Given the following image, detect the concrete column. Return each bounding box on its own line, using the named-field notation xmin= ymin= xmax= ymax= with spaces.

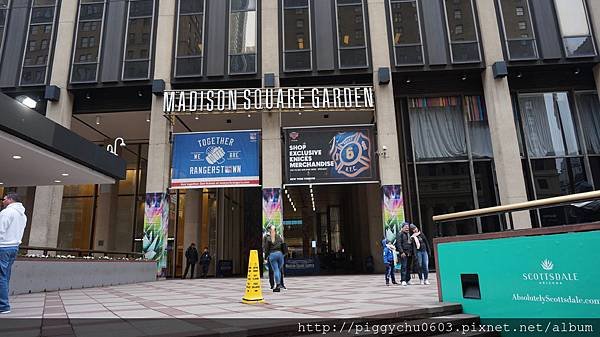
xmin=146 ymin=0 xmax=175 ymax=194
xmin=476 ymin=0 xmax=530 ymax=229
xmin=93 ymin=184 xmax=118 ymax=250
xmin=366 ymin=0 xmax=403 ymax=264
xmin=29 ymin=0 xmax=78 ymax=249
xmin=589 ymin=0 xmax=600 ymax=100
xmin=260 ymin=0 xmax=282 ymax=189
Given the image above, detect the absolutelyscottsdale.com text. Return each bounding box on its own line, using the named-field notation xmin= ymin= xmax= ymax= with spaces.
xmin=512 ymin=293 xmax=600 ymax=305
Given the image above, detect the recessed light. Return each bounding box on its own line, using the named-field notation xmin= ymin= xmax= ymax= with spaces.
xmin=54 ymin=180 xmax=61 ymax=183
xmin=12 ymin=155 xmax=22 ymax=160
xmin=0 ymin=182 xmax=4 ymax=185
xmin=298 ymin=112 xmax=302 ymax=116
xmin=194 ymin=115 xmax=199 ymax=120
xmin=95 ymin=116 xmax=101 ymax=125
xmin=61 ymin=173 xmax=69 ymax=177
xmin=247 ymin=114 xmax=251 ymax=118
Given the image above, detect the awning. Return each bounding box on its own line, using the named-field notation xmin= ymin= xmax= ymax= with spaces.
xmin=0 ymin=92 xmax=126 ymax=187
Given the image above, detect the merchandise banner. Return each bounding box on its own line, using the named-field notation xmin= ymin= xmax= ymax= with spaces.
xmin=284 ymin=125 xmax=378 ymax=185
xmin=143 ymin=192 xmax=169 ymax=277
xmin=382 ymin=184 xmax=405 ymax=245
xmin=171 ymin=130 xmax=261 ymax=188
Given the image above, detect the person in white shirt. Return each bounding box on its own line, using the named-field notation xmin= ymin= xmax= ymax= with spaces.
xmin=0 ymin=193 xmax=27 ymax=314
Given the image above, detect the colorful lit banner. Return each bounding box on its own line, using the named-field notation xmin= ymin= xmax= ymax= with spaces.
xmin=262 ymin=188 xmax=283 ymax=236
xmin=283 ymin=125 xmax=378 ymax=185
xmin=382 ymin=185 xmax=405 ymax=245
xmin=171 ymin=130 xmax=261 ymax=189
xmin=143 ymin=192 xmax=169 ymax=277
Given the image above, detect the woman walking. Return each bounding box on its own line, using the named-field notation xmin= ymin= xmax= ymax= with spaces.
xmin=263 ymin=225 xmax=285 ymax=292
xmin=411 ymin=225 xmax=431 ymax=285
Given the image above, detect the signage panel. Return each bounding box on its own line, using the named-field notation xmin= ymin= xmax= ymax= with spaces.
xmin=284 ymin=125 xmax=378 ymax=185
xmin=171 ymin=130 xmax=260 ymax=188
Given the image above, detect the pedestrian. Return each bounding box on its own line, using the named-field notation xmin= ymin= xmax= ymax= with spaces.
xmin=262 ymin=225 xmax=285 ymax=292
xmin=411 ymin=225 xmax=431 ymax=285
xmin=182 ymin=243 xmax=198 ymax=279
xmin=396 ymin=222 xmax=414 ymax=286
xmin=382 ymin=239 xmax=397 ymax=286
xmin=0 ymin=193 xmax=27 ymax=314
xmin=199 ymin=247 xmax=211 ymax=278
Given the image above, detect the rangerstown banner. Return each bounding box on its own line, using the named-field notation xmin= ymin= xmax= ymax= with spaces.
xmin=171 ymin=130 xmax=261 ymax=188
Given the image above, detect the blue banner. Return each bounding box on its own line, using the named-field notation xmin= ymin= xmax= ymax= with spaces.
xmin=171 ymin=130 xmax=261 ymax=188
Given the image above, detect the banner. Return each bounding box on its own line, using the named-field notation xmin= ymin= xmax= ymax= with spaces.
xmin=382 ymin=185 xmax=405 ymax=245
xmin=284 ymin=125 xmax=378 ymax=185
xmin=171 ymin=130 xmax=260 ymax=188
xmin=143 ymin=192 xmax=169 ymax=277
xmin=262 ymin=188 xmax=283 ymax=236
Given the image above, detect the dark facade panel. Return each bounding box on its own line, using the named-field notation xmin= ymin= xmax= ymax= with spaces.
xmin=100 ymin=0 xmax=127 ymax=82
xmin=314 ymin=0 xmax=335 ymax=71
xmin=206 ymin=0 xmax=227 ymax=76
xmin=420 ymin=0 xmax=448 ymax=65
xmin=530 ymin=0 xmax=562 ymax=60
xmin=0 ymin=0 xmax=29 ymax=88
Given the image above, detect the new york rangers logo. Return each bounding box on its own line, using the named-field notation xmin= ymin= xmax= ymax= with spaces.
xmin=329 ymin=132 xmax=371 ymax=178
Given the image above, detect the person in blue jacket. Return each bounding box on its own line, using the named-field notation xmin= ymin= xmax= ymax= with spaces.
xmin=382 ymin=239 xmax=398 ymax=286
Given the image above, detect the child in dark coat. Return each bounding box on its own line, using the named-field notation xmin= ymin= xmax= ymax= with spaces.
xmin=382 ymin=239 xmax=397 ymax=286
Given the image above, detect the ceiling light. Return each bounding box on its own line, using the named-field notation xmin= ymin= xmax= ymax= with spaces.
xmin=247 ymin=114 xmax=251 ymax=118
xmin=146 ymin=113 xmax=150 ymax=122
xmin=137 ymin=90 xmax=143 ymax=97
xmin=12 ymin=155 xmax=22 ymax=160
xmin=85 ymin=92 xmax=91 ymax=100
xmin=405 ymin=78 xmax=411 ymax=84
xmin=61 ymin=173 xmax=69 ymax=177
xmin=54 ymin=180 xmax=61 ymax=183
xmin=194 ymin=115 xmax=199 ymax=120
xmin=461 ymin=74 xmax=468 ymax=81
xmin=516 ymin=72 xmax=523 ymax=78
xmin=16 ymin=95 xmax=37 ymax=109
xmin=298 ymin=112 xmax=302 ymax=116
xmin=95 ymin=116 xmax=101 ymax=125
xmin=0 ymin=182 xmax=3 ymax=185
xmin=574 ymin=68 xmax=581 ymax=75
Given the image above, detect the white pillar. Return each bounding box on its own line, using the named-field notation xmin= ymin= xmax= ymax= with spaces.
xmin=93 ymin=184 xmax=118 ymax=250
xmin=366 ymin=0 xmax=403 ymax=266
xmin=29 ymin=0 xmax=78 ymax=249
xmin=476 ymin=0 xmax=531 ymax=229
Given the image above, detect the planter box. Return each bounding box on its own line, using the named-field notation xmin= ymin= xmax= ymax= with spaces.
xmin=9 ymin=258 xmax=156 ymax=295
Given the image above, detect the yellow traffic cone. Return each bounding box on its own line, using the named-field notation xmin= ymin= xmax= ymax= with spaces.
xmin=242 ymin=249 xmax=265 ymax=304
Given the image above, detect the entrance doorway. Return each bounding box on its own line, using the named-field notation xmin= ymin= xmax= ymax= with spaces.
xmin=282 ymin=183 xmax=379 ymax=274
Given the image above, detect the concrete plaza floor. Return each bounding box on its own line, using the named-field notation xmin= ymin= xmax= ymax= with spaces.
xmin=3 ymin=274 xmax=444 ymax=320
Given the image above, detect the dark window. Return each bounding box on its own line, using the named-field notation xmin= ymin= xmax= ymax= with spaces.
xmin=554 ymin=0 xmax=596 ymax=58
xmin=389 ymin=0 xmax=423 ymax=66
xmin=174 ymin=0 xmax=204 ymax=77
xmin=123 ymin=0 xmax=155 ymax=80
xmin=443 ymin=0 xmax=481 ymax=63
xmin=283 ymin=0 xmax=311 ymax=72
xmin=71 ymin=0 xmax=106 ymax=83
xmin=0 ymin=0 xmax=9 ymax=58
xmin=498 ymin=0 xmax=538 ymax=59
xmin=336 ymin=0 xmax=367 ymax=68
xmin=20 ymin=0 xmax=57 ymax=85
xmin=229 ymin=0 xmax=257 ymax=74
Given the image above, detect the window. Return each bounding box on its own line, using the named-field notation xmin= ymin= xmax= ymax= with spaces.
xmin=443 ymin=0 xmax=481 ymax=63
xmin=174 ymin=0 xmax=205 ymax=77
xmin=0 ymin=0 xmax=9 ymax=60
xmin=282 ymin=0 xmax=312 ymax=71
xmin=554 ymin=0 xmax=596 ymax=58
xmin=228 ymin=0 xmax=257 ymax=74
xmin=20 ymin=0 xmax=57 ymax=86
xmin=336 ymin=0 xmax=368 ymax=68
xmin=403 ymin=95 xmax=499 ymax=241
xmin=122 ymin=0 xmax=155 ymax=80
xmin=71 ymin=0 xmax=106 ymax=83
xmin=498 ymin=0 xmax=538 ymax=60
xmin=389 ymin=0 xmax=423 ymax=66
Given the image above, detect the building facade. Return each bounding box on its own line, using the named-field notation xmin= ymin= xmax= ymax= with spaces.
xmin=1 ymin=0 xmax=600 ymax=275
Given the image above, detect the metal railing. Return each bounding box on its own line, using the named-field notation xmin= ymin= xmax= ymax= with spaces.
xmin=432 ymin=190 xmax=600 ymax=229
xmin=19 ymin=246 xmax=144 ymax=259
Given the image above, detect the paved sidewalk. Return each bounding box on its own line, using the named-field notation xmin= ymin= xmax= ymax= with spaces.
xmin=3 ymin=274 xmax=441 ymax=320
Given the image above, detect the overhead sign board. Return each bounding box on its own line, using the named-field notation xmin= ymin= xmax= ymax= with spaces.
xmin=171 ymin=130 xmax=260 ymax=189
xmin=283 ymin=125 xmax=378 ymax=185
xmin=163 ymin=86 xmax=374 ymax=114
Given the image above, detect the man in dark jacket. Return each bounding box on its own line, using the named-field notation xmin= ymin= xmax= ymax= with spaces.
xmin=396 ymin=223 xmax=413 ymax=286
xmin=183 ymin=243 xmax=198 ymax=279
xmin=199 ymin=247 xmax=211 ymax=278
